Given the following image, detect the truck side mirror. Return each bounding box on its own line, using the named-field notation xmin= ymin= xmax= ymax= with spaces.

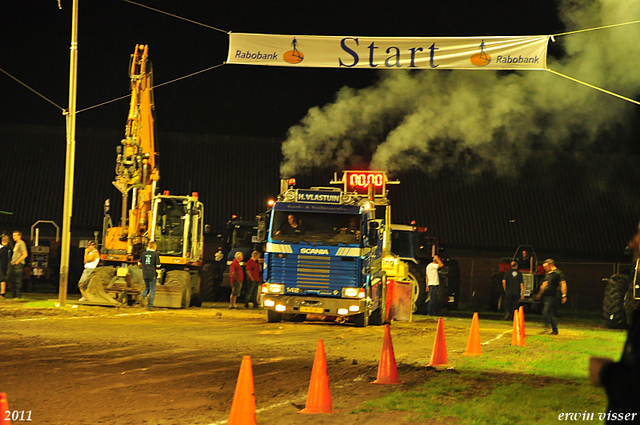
xmin=253 ymin=214 xmax=268 ymax=243
xmin=368 ymin=222 xmax=379 ymax=246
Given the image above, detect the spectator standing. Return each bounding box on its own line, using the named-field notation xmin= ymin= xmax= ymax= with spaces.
xmin=138 ymin=241 xmax=161 ymax=311
xmin=244 ymin=250 xmax=261 ymax=308
xmin=0 ymin=234 xmax=10 ymax=297
xmin=517 ymin=249 xmax=532 ymax=270
xmin=78 ymin=241 xmax=99 ymax=301
xmin=229 ymin=251 xmax=244 ymax=309
xmin=502 ymin=261 xmax=524 ymax=320
xmin=426 ymin=255 xmax=444 ymax=316
xmin=8 ymin=231 xmax=27 ymax=298
xmin=535 ymin=258 xmax=568 ymax=335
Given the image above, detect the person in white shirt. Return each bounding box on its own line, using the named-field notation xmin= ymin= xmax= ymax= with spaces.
xmin=78 ymin=241 xmax=99 ymax=301
xmin=426 ymin=255 xmax=444 ymax=316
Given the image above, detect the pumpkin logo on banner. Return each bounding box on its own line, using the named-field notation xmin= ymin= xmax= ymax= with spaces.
xmin=284 ymin=37 xmax=305 ymax=64
xmin=470 ymin=40 xmax=491 ymax=67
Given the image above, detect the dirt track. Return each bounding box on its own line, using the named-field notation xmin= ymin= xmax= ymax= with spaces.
xmin=1 ymin=300 xmax=529 ymax=425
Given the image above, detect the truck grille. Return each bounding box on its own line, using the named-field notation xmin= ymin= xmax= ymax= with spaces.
xmin=269 ymin=254 xmax=358 ymax=292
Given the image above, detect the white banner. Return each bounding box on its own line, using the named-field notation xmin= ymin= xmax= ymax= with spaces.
xmin=228 ymin=33 xmax=550 ymax=70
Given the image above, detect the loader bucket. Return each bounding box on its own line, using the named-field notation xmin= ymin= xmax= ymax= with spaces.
xmin=79 ymin=266 xmax=121 ymax=306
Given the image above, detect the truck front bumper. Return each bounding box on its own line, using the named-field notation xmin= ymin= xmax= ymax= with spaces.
xmin=262 ymin=295 xmax=370 ymax=317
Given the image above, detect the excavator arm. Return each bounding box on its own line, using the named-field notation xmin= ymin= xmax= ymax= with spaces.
xmin=111 ymin=44 xmax=160 ymax=255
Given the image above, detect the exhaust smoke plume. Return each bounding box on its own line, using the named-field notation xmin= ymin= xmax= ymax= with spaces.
xmin=280 ymin=0 xmax=640 ymax=178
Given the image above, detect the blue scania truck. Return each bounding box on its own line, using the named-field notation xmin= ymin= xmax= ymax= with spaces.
xmin=260 ymin=171 xmax=398 ymax=327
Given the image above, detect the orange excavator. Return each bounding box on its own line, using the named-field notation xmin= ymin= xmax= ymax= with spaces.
xmin=80 ymin=45 xmax=204 ymax=308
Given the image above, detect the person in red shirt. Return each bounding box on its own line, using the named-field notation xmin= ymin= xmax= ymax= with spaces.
xmin=229 ymin=251 xmax=244 ymax=309
xmin=244 ymin=250 xmax=262 ymax=308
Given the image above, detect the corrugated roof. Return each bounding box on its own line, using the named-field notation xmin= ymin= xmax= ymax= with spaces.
xmin=1 ymin=124 xmax=639 ymax=258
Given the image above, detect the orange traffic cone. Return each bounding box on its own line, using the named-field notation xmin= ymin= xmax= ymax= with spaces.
xmin=228 ymin=356 xmax=257 ymax=425
xmin=1 ymin=393 xmax=10 ymax=425
xmin=299 ymin=339 xmax=333 ymax=414
xmin=463 ymin=312 xmax=482 ymax=356
xmin=511 ymin=310 xmax=524 ymax=347
xmin=372 ymin=324 xmax=403 ymax=384
xmin=519 ymin=306 xmax=526 ymax=339
xmin=427 ymin=317 xmax=448 ymax=367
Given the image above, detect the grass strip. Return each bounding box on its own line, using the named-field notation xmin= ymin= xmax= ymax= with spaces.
xmin=354 ymin=319 xmax=627 ymax=424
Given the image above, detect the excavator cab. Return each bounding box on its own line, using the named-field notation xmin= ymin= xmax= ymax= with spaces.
xmin=151 ymin=193 xmax=204 ymax=262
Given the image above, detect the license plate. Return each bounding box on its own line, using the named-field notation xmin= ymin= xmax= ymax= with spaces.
xmin=300 ymin=306 xmax=323 ymax=314
xmin=33 ymin=268 xmax=43 ymax=276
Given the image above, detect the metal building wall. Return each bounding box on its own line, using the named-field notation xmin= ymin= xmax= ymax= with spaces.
xmin=1 ymin=123 xmax=639 ymax=260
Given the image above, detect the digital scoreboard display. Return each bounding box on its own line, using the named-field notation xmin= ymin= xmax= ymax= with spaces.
xmin=345 ymin=171 xmax=386 ymax=196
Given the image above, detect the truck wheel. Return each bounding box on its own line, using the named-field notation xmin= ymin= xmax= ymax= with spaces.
xmin=445 ymin=260 xmax=461 ymax=310
xmin=489 ymin=273 xmax=504 ymax=312
xmin=624 ymin=283 xmax=639 ymax=329
xmin=267 ymin=309 xmax=282 ymax=323
xmin=408 ymin=263 xmax=427 ymax=314
xmin=189 ymin=271 xmax=202 ymax=307
xmin=353 ymin=308 xmax=369 ymax=327
xmin=198 ymin=262 xmax=215 ymax=302
xmin=603 ymin=273 xmax=630 ymax=329
xmin=369 ymin=276 xmax=387 ymax=326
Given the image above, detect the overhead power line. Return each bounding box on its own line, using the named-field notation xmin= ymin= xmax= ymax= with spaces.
xmin=121 ymin=0 xmax=230 ymax=34
xmin=0 ymin=67 xmax=66 ymax=113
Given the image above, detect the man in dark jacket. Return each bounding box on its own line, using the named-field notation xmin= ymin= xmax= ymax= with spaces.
xmin=0 ymin=234 xmax=11 ymax=297
xmin=502 ymin=261 xmax=524 ymax=320
xmin=535 ymin=258 xmax=567 ymax=335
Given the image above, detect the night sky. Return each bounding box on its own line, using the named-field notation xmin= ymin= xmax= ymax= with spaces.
xmin=1 ymin=0 xmax=565 ymax=138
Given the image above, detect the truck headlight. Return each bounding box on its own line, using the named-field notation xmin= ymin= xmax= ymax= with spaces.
xmin=267 ymin=283 xmax=284 ymax=294
xmin=343 ymin=287 xmax=359 ymax=297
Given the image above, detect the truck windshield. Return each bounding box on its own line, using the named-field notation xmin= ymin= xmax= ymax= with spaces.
xmin=390 ymin=231 xmax=412 ymax=258
xmin=271 ymin=211 xmax=361 ymax=244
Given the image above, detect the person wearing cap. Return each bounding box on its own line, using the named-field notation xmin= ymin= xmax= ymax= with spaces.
xmin=78 ymin=240 xmax=99 ymax=301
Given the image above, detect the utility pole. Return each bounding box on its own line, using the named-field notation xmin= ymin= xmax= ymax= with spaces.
xmin=59 ymin=0 xmax=79 ymax=306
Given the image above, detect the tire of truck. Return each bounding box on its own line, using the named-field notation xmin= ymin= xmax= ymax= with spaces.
xmin=624 ymin=282 xmax=640 ymax=329
xmin=369 ymin=275 xmax=387 ymax=326
xmin=353 ymin=306 xmax=369 ymax=327
xmin=190 ymin=271 xmax=202 ymax=308
xmin=408 ymin=263 xmax=427 ymax=314
xmin=164 ymin=270 xmax=192 ymax=309
xmin=445 ymin=260 xmax=461 ymax=310
xmin=198 ymin=262 xmax=215 ymax=302
xmin=489 ymin=273 xmax=505 ymax=313
xmin=267 ymin=309 xmax=282 ymax=323
xmin=603 ymin=273 xmax=630 ymax=329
